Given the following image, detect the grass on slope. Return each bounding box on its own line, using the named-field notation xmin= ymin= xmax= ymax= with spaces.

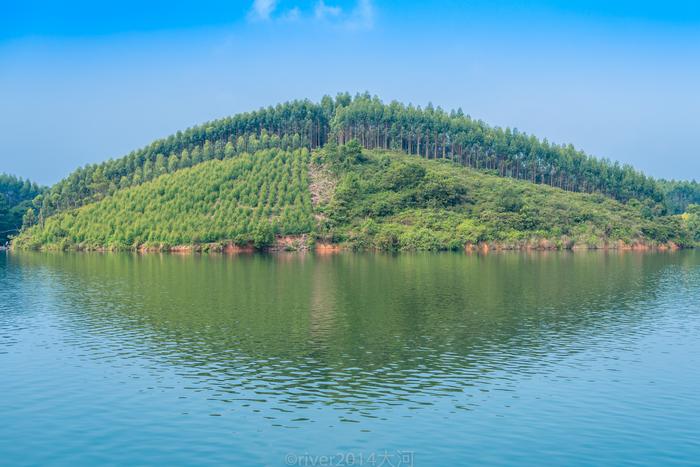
xmin=14 ymin=149 xmax=313 ymax=250
xmin=314 ymin=145 xmax=693 ymax=250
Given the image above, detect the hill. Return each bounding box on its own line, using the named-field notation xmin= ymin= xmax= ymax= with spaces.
xmin=13 ymin=143 xmax=699 ymax=251
xmin=36 ymin=94 xmax=667 ymax=225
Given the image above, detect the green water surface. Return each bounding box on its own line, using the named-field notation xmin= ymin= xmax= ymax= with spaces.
xmin=1 ymin=251 xmax=699 ymax=465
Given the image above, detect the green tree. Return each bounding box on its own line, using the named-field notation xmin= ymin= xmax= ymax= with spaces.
xmin=22 ymin=208 xmax=36 ymax=230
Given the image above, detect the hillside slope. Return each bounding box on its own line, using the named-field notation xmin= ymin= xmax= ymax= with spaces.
xmin=14 ymin=149 xmax=313 ymax=250
xmin=13 ymin=144 xmax=698 ymax=251
xmin=36 ymin=94 xmax=667 ymax=222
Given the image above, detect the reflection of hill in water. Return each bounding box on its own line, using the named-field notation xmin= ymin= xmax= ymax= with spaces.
xmin=9 ymin=251 xmax=696 ymax=412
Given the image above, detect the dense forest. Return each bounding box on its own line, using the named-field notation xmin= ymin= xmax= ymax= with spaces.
xmin=658 ymin=179 xmax=700 ymax=214
xmin=13 ymin=144 xmax=699 ymax=251
xmin=331 ymin=96 xmax=663 ymax=205
xmin=0 ymin=174 xmax=44 ymax=244
xmin=36 ymin=94 xmax=668 ymax=225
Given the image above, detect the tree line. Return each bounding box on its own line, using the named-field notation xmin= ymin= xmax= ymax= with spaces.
xmin=331 ymin=94 xmax=663 ymax=205
xmin=0 ymin=174 xmax=44 ymax=243
xmin=39 ymin=99 xmax=333 ymax=219
xmin=657 ymin=179 xmax=700 ymax=214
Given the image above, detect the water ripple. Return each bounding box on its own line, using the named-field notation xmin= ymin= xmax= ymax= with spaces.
xmin=1 ymin=251 xmax=700 ymax=465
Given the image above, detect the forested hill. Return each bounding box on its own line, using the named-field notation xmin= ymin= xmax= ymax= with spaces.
xmin=0 ymin=174 xmax=44 ymax=243
xmin=38 ymin=94 xmax=667 ymax=224
xmin=13 ymin=145 xmax=699 ymax=251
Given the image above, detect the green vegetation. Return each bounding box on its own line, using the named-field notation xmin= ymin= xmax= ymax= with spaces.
xmin=38 ymin=94 xmax=667 ymax=224
xmin=331 ymin=95 xmax=663 ymax=205
xmin=0 ymin=174 xmax=44 ymax=244
xmin=10 ymin=94 xmax=700 ymax=252
xmin=14 ymin=143 xmax=698 ymax=251
xmin=14 ymin=149 xmax=313 ymax=250
xmin=658 ymin=179 xmax=700 ymax=214
xmin=315 ymin=145 xmax=694 ymax=250
xmin=40 ymin=100 xmax=331 ymax=217
xmin=680 ymin=204 xmax=700 ymax=245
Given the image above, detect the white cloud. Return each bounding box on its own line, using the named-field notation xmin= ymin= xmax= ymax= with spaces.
xmin=247 ymin=0 xmax=375 ymax=29
xmin=248 ymin=0 xmax=278 ymax=21
xmin=346 ymin=0 xmax=375 ymax=29
xmin=315 ymin=1 xmax=342 ymax=20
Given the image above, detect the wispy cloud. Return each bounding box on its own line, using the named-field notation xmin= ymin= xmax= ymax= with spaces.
xmin=248 ymin=0 xmax=279 ymax=21
xmin=315 ymin=1 xmax=342 ymax=20
xmin=346 ymin=0 xmax=374 ymax=30
xmin=247 ymin=0 xmax=375 ymax=29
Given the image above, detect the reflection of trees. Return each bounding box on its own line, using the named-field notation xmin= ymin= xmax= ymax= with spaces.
xmin=9 ymin=251 xmax=690 ymax=410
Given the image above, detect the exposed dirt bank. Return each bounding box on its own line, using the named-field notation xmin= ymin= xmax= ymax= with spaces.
xmin=12 ymin=236 xmax=685 ymax=254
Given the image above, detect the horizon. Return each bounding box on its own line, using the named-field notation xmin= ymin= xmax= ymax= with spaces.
xmin=2 ymin=0 xmax=700 ymax=185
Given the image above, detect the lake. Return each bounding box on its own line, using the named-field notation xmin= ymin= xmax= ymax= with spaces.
xmin=1 ymin=250 xmax=699 ymax=466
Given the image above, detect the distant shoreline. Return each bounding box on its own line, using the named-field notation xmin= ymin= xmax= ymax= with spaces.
xmin=11 ymin=237 xmax=685 ymax=254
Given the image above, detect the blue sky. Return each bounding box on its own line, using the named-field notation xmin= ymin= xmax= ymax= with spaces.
xmin=1 ymin=0 xmax=699 ymax=185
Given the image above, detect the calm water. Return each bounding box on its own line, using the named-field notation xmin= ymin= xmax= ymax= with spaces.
xmin=1 ymin=251 xmax=699 ymax=466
